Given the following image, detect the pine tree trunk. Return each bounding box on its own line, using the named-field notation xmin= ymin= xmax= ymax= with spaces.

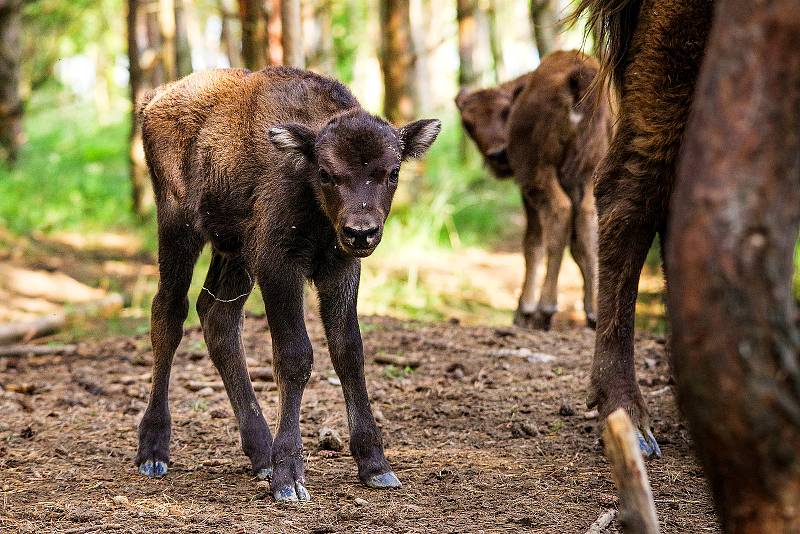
xmin=281 ymin=0 xmax=304 ymax=68
xmin=379 ymin=0 xmax=415 ymax=124
xmin=307 ymin=0 xmax=334 ymax=75
xmin=158 ymin=0 xmax=177 ymax=81
xmin=0 ymin=0 xmax=23 ymax=163
xmin=530 ymin=0 xmax=560 ymax=58
xmin=174 ymin=0 xmax=192 ymax=77
xmin=668 ymin=0 xmax=800 ymax=531
xmin=219 ymin=0 xmax=242 ymax=68
xmin=267 ymin=0 xmax=283 ymax=65
xmin=487 ymin=0 xmax=504 ymax=83
xmin=238 ymin=0 xmax=270 ymax=70
xmin=456 ymin=0 xmax=478 ymax=88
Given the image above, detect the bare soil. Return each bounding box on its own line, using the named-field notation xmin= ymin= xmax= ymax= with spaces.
xmin=0 ymin=311 xmax=719 ymax=533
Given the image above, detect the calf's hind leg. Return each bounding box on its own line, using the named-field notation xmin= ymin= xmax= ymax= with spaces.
xmin=137 ymin=221 xmax=203 ymax=477
xmin=197 ymin=253 xmax=273 ymax=479
xmin=570 ymin=182 xmax=598 ymax=329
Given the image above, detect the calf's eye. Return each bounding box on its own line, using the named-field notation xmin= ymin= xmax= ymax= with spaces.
xmin=319 ymin=168 xmax=332 ymax=185
xmin=389 ymin=168 xmax=400 ymax=184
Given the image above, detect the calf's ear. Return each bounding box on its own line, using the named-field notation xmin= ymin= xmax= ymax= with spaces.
xmin=455 ymin=88 xmax=470 ymax=110
xmin=268 ymin=123 xmax=317 ymax=164
xmin=398 ymin=119 xmax=442 ymax=160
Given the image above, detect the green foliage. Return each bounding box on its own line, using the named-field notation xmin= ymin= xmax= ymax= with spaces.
xmin=331 ymin=0 xmax=369 ymax=84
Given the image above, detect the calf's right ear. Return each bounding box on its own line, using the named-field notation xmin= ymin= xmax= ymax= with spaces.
xmin=268 ymin=123 xmax=317 ymax=164
xmin=455 ymin=88 xmax=470 ymax=110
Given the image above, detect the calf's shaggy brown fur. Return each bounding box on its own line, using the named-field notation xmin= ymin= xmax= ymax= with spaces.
xmin=457 ymin=51 xmax=611 ymax=330
xmin=135 ymin=66 xmax=440 ymax=501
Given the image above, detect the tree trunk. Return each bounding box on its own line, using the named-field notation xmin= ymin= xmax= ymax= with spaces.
xmin=379 ymin=0 xmax=415 ymax=124
xmin=128 ymin=0 xmax=157 ymax=215
xmin=281 ymin=0 xmax=304 ymax=68
xmin=530 ymin=0 xmax=560 ymax=58
xmin=238 ymin=0 xmax=270 ymax=70
xmin=219 ymin=0 xmax=242 ymax=68
xmin=0 ymin=0 xmax=22 ymax=163
xmin=306 ymin=0 xmax=334 ymax=75
xmin=486 ymin=0 xmax=504 ymax=83
xmin=667 ymin=0 xmax=800 ymax=532
xmin=174 ymin=0 xmax=192 ymax=77
xmin=158 ymin=0 xmax=177 ymax=81
xmin=456 ymin=0 xmax=478 ymax=88
xmin=267 ymin=0 xmax=282 ymax=65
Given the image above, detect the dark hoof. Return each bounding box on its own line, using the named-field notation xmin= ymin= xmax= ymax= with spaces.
xmin=586 ymin=314 xmax=597 ymax=330
xmin=513 ymin=309 xmax=553 ymax=331
xmin=138 ymin=459 xmax=168 ymax=478
xmin=636 ymin=427 xmax=662 ymax=459
xmin=365 ymin=471 xmax=402 ymax=489
xmin=274 ymin=482 xmax=311 ymax=502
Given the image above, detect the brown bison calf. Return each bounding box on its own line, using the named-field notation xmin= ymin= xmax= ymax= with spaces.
xmin=456 ymin=51 xmax=611 ymax=330
xmin=135 ymin=66 xmax=440 ymax=501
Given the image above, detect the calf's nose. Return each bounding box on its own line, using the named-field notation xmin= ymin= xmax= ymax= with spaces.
xmin=487 ymin=148 xmax=509 ymax=166
xmin=342 ymin=224 xmax=380 ymax=249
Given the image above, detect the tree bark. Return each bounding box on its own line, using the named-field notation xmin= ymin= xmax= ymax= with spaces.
xmin=668 ymin=0 xmax=800 ymax=532
xmin=0 ymin=0 xmax=22 ymax=163
xmin=456 ymin=0 xmax=478 ymax=88
xmin=486 ymin=0 xmax=505 ymax=84
xmin=281 ymin=0 xmax=304 ymax=68
xmin=174 ymin=0 xmax=192 ymax=77
xmin=158 ymin=0 xmax=177 ymax=81
xmin=219 ymin=0 xmax=242 ymax=68
xmin=306 ymin=0 xmax=334 ymax=75
xmin=530 ymin=0 xmax=560 ymax=58
xmin=238 ymin=0 xmax=270 ymax=70
xmin=379 ymin=0 xmax=416 ymax=123
xmin=267 ymin=0 xmax=282 ymax=65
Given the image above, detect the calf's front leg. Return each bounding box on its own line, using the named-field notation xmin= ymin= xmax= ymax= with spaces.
xmin=316 ymin=262 xmax=400 ymax=489
xmin=259 ymin=268 xmax=313 ymax=502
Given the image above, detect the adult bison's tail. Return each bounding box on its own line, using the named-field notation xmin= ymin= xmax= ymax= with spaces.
xmin=568 ymin=0 xmax=643 ymax=93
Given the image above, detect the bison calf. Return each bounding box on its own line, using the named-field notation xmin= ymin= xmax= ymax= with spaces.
xmin=135 ymin=66 xmax=440 ymax=501
xmin=456 ymin=51 xmax=611 ymax=330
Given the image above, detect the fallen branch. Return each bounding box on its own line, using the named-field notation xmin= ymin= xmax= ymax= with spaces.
xmin=603 ymin=409 xmax=660 ymax=534
xmin=585 ymin=509 xmax=617 ymax=534
xmin=0 ymin=314 xmax=65 ymax=345
xmin=0 ymin=344 xmax=77 ymax=357
xmin=373 ymin=354 xmax=421 ymax=368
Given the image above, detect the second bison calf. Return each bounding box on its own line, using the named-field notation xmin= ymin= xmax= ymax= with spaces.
xmin=135 ymin=66 xmax=440 ymax=501
xmin=457 ymin=50 xmax=611 ymax=330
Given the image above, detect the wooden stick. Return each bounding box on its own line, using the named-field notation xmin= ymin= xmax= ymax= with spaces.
xmin=585 ymin=509 xmax=617 ymax=534
xmin=603 ymin=408 xmax=659 ymax=534
xmin=0 ymin=344 xmax=77 ymax=357
xmin=0 ymin=314 xmax=65 ymax=345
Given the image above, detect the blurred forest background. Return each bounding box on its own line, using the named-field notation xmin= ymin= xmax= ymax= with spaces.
xmin=0 ymin=0 xmax=693 ymax=342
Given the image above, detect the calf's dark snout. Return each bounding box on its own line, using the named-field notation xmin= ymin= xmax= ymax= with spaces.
xmin=342 ymin=224 xmax=380 ymax=249
xmin=487 ymin=147 xmax=509 ymax=166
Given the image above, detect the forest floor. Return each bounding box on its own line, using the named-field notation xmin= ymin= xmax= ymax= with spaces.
xmin=0 ymin=311 xmax=719 ymax=533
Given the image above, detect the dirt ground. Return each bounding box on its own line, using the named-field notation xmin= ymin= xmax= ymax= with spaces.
xmin=0 ymin=311 xmax=719 ymax=533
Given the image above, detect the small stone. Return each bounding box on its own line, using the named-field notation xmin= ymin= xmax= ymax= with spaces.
xmin=559 ymin=403 xmax=576 ymax=417
xmin=209 ymin=408 xmax=229 ymax=419
xmin=583 ymin=409 xmax=600 ymax=419
xmin=256 ymin=480 xmax=270 ymax=490
xmin=112 ymin=495 xmax=129 ymax=506
xmin=318 ymin=427 xmax=344 ymax=452
xmin=327 ymin=376 xmax=341 ymax=386
xmin=373 ymin=409 xmax=385 ymax=423
xmin=197 ymin=387 xmax=215 ymax=397
xmin=354 ymin=497 xmax=369 ymax=506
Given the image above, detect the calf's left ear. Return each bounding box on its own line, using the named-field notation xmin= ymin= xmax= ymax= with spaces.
xmin=268 ymin=123 xmax=317 ymax=164
xmin=398 ymin=119 xmax=442 ymax=160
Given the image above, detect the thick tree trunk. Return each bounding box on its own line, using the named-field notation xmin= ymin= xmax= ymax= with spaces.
xmin=668 ymin=0 xmax=800 ymax=532
xmin=158 ymin=0 xmax=177 ymax=81
xmin=379 ymin=0 xmax=415 ymax=124
xmin=174 ymin=0 xmax=192 ymax=77
xmin=267 ymin=0 xmax=283 ymax=65
xmin=456 ymin=0 xmax=478 ymax=88
xmin=0 ymin=0 xmax=22 ymax=163
xmin=281 ymin=0 xmax=304 ymax=68
xmin=530 ymin=0 xmax=560 ymax=58
xmin=238 ymin=0 xmax=270 ymax=70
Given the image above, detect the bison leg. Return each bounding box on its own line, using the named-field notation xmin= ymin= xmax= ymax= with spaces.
xmin=197 ymin=253 xmax=272 ymax=479
xmin=570 ymin=180 xmax=598 ymax=329
xmin=258 ymin=266 xmax=313 ymax=502
xmin=514 ymin=193 xmax=545 ymax=329
xmin=669 ymin=0 xmax=800 ymax=530
xmin=589 ymin=154 xmax=661 ymax=458
xmin=316 ymin=261 xmax=399 ymax=489
xmin=137 ymin=217 xmax=204 ymax=477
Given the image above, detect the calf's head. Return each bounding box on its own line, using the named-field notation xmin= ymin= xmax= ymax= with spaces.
xmin=455 ymin=86 xmax=518 ymax=178
xmin=269 ymin=110 xmax=441 ymax=257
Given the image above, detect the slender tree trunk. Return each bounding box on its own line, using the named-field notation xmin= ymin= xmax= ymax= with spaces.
xmin=668 ymin=0 xmax=800 ymax=532
xmin=267 ymin=0 xmax=283 ymax=65
xmin=456 ymin=0 xmax=478 ymax=88
xmin=530 ymin=0 xmax=560 ymax=58
xmin=159 ymin=0 xmax=177 ymax=81
xmin=281 ymin=0 xmax=304 ymax=67
xmin=379 ymin=0 xmax=416 ymax=124
xmin=174 ymin=0 xmax=192 ymax=76
xmin=128 ymin=0 xmax=157 ymax=216
xmin=219 ymin=0 xmax=242 ymax=68
xmin=0 ymin=0 xmax=22 ymax=163
xmin=306 ymin=0 xmax=334 ymax=75
xmin=238 ymin=0 xmax=270 ymax=70
xmin=486 ymin=0 xmax=504 ymax=83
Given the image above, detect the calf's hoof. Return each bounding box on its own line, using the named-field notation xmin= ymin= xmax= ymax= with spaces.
xmin=513 ymin=309 xmax=553 ymax=331
xmin=138 ymin=459 xmax=168 ymax=478
xmin=586 ymin=314 xmax=597 ymax=330
xmin=365 ymin=471 xmax=402 ymax=489
xmin=273 ymin=481 xmax=311 ymax=502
